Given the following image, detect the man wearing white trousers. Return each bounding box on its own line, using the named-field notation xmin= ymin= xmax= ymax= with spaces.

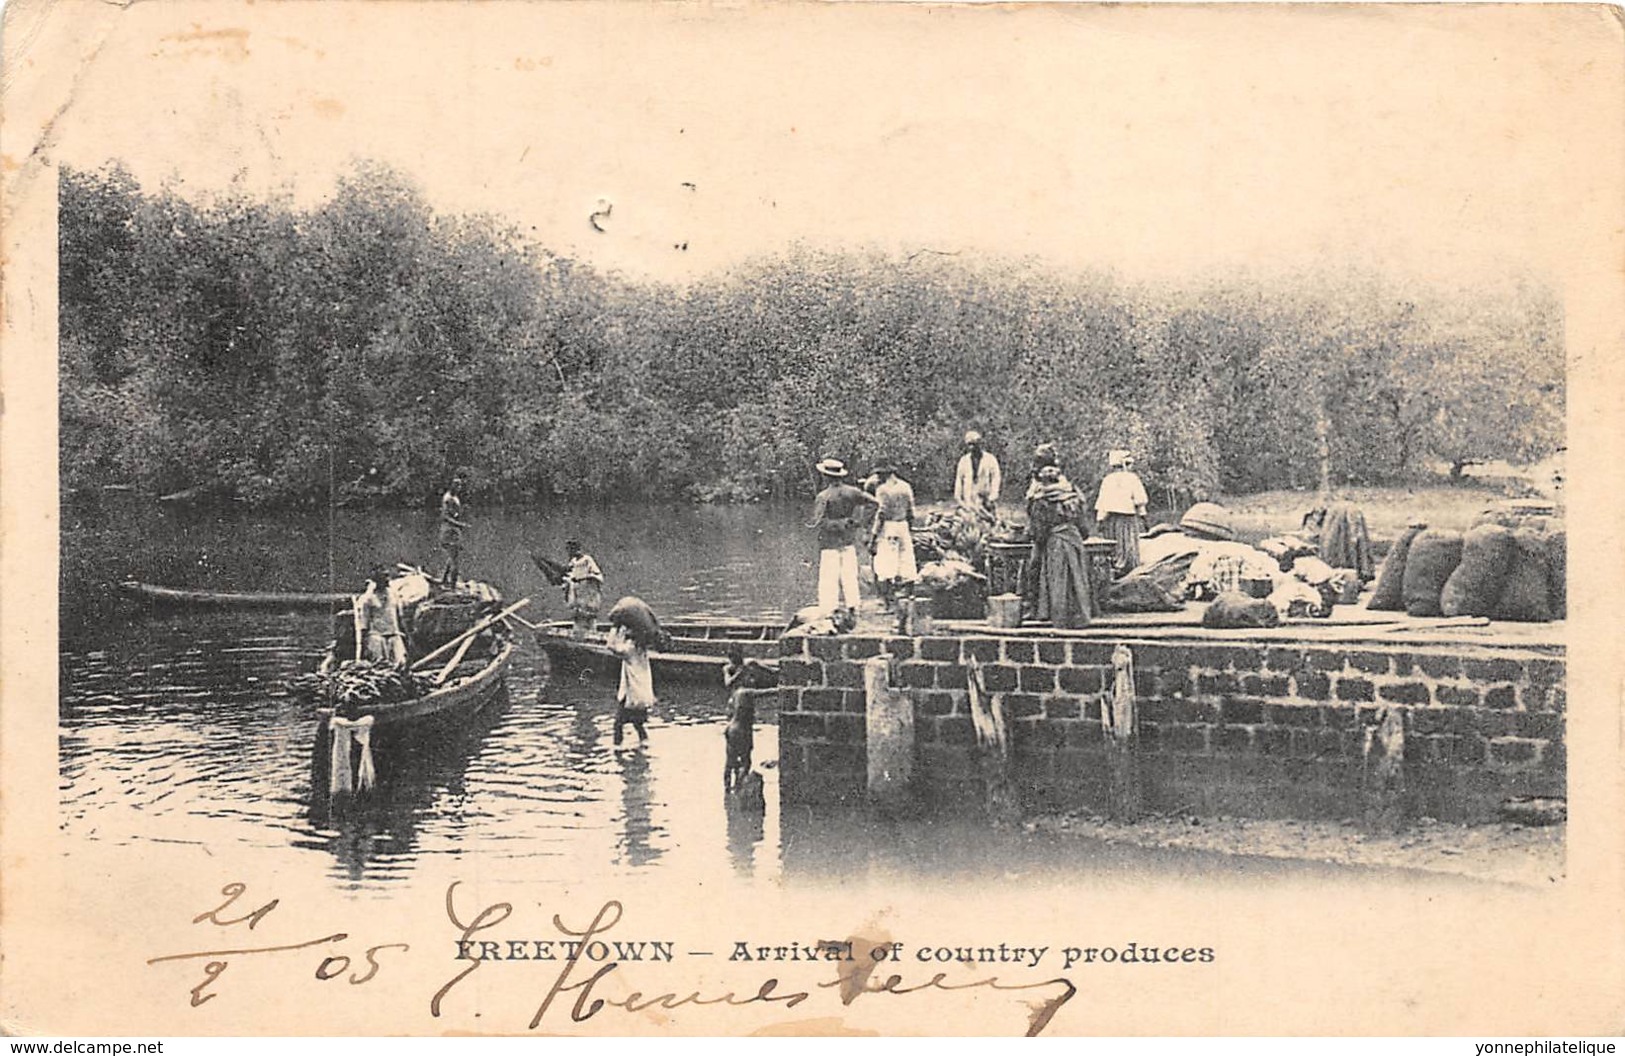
xmin=807 ymin=458 xmax=877 ymax=616
xmin=868 ymin=464 xmax=919 ymax=612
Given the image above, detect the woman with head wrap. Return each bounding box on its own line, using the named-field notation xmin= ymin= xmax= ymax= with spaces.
xmin=1095 ymin=449 xmax=1149 ymax=576
xmin=1028 ymin=463 xmax=1093 ymax=628
xmin=1020 ymin=443 xmax=1061 ymax=616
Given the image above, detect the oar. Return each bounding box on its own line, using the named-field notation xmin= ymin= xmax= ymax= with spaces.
xmin=433 ymin=634 xmax=477 ymax=685
xmin=410 ymin=598 xmax=531 ymax=672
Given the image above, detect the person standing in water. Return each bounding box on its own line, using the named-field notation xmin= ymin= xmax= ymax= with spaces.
xmin=606 ymin=623 xmax=653 ymax=747
xmin=606 ymin=597 xmax=666 ymax=748
xmin=438 ymin=471 xmax=470 ymax=586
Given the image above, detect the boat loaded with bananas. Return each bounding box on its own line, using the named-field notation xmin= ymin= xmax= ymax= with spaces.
xmin=532 ymin=619 xmax=780 ymax=686
xmin=292 ymin=570 xmax=531 ymax=797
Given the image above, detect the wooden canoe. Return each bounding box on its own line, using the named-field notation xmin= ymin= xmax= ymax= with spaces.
xmin=319 ymin=640 xmax=516 ymax=729
xmin=121 ymin=580 xmax=354 ymax=611
xmin=533 ymin=620 xmax=781 ymax=685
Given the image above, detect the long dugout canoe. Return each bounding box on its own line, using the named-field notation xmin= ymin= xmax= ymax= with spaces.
xmin=120 ymin=580 xmax=354 ymax=611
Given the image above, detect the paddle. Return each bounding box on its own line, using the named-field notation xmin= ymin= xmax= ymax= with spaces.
xmin=432 ymin=634 xmax=477 ymax=685
xmin=410 ymin=597 xmax=531 ymax=672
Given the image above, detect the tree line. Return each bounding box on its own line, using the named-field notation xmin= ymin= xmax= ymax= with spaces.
xmin=60 ymin=162 xmax=1564 ymax=510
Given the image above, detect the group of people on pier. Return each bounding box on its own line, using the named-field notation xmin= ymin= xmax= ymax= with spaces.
xmin=805 ymin=431 xmax=1152 ymax=629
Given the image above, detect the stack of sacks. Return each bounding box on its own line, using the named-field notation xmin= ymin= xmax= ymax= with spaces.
xmin=1371 ymin=512 xmax=1565 ymax=623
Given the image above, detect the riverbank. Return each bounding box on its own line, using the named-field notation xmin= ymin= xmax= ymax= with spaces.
xmin=1023 ymin=812 xmax=1565 ymax=888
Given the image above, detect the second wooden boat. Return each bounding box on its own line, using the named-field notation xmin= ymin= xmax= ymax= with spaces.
xmin=122 ymin=580 xmax=353 ymax=610
xmin=533 ymin=620 xmax=781 ymax=685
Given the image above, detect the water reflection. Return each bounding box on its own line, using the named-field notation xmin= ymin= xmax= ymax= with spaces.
xmin=614 ymin=750 xmax=661 ymax=868
xmin=304 ymin=688 xmax=514 ymax=883
xmin=725 ymin=787 xmax=767 ymax=877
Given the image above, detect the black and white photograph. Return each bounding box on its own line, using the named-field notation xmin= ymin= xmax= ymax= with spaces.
xmin=2 ymin=0 xmax=1622 ymax=1038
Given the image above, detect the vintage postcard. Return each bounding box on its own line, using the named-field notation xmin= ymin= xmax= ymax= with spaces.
xmin=3 ymin=0 xmax=1623 ymax=1038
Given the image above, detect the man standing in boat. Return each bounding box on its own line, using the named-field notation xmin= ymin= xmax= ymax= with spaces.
xmin=563 ymin=539 xmax=605 ymax=640
xmin=807 ymin=458 xmax=877 ymax=617
xmin=354 ymin=568 xmax=407 ymax=667
xmin=438 ymin=471 xmax=470 ymax=587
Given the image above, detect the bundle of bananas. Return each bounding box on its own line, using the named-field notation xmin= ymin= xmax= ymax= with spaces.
xmin=290 ymin=659 xmax=435 ymax=711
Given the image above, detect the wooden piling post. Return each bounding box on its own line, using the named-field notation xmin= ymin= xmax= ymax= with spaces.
xmin=1104 ymin=644 xmax=1144 ymax=821
xmin=864 ymin=657 xmax=914 ymax=812
xmin=966 ymin=659 xmax=1020 ymax=825
xmin=1361 ymin=706 xmax=1408 ymax=831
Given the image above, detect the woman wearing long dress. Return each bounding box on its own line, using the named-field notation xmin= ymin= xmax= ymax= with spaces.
xmin=1095 ymin=449 xmax=1149 ymax=576
xmin=1029 ymin=464 xmax=1093 ymax=628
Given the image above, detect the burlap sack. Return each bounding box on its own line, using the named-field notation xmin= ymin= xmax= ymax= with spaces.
xmin=1545 ymin=527 xmax=1567 ymax=620
xmin=1401 ymin=528 xmax=1463 ymax=617
xmin=1202 ymin=591 xmax=1281 ymax=629
xmin=1368 ymin=523 xmax=1424 ymax=611
xmin=1441 ymin=524 xmax=1516 ymax=617
xmin=1494 ymin=528 xmax=1554 ymax=623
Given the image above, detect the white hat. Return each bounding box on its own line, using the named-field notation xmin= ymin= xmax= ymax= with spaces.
xmin=816 ymin=458 xmax=849 ymax=478
xmin=1108 ymin=449 xmax=1131 ymax=468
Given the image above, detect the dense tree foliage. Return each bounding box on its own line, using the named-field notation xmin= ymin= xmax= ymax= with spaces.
xmin=60 ymin=163 xmax=1564 ymax=509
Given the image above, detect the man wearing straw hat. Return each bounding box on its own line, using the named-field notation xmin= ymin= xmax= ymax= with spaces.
xmin=1095 ymin=448 xmax=1149 ymax=575
xmin=807 ymin=457 xmax=877 ymax=617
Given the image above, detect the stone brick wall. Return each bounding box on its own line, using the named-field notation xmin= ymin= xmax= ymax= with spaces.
xmin=776 ymin=632 xmax=1565 ymax=823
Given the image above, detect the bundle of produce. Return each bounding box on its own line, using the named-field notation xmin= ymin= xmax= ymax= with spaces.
xmin=917 ymin=558 xmax=987 ymax=619
xmin=1258 ymin=535 xmax=1318 ymax=562
xmin=291 ymin=659 xmax=436 ymax=712
xmin=1202 ymin=592 xmax=1281 ymax=629
xmin=1493 ymin=528 xmax=1554 ymax=623
xmin=1105 ymin=576 xmax=1183 ymax=613
xmin=1121 ymin=551 xmax=1197 ymax=596
xmin=1269 ymin=576 xmax=1331 ymax=619
xmin=1440 ymin=524 xmax=1517 ymax=617
xmin=1401 ymin=529 xmax=1464 ymax=617
xmin=984 ymin=515 xmax=1030 ymax=546
xmin=609 ymin=595 xmax=673 ymax=650
xmin=1367 ymin=523 xmax=1425 ymax=611
xmin=410 ymin=593 xmax=494 ymax=655
xmin=915 ymin=508 xmax=987 ymax=565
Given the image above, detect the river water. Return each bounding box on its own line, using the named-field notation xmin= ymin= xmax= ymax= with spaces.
xmin=60 ymin=498 xmax=1487 ymax=893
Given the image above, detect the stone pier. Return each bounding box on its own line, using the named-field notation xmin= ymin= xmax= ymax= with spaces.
xmin=775 ymin=629 xmax=1565 ymax=823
